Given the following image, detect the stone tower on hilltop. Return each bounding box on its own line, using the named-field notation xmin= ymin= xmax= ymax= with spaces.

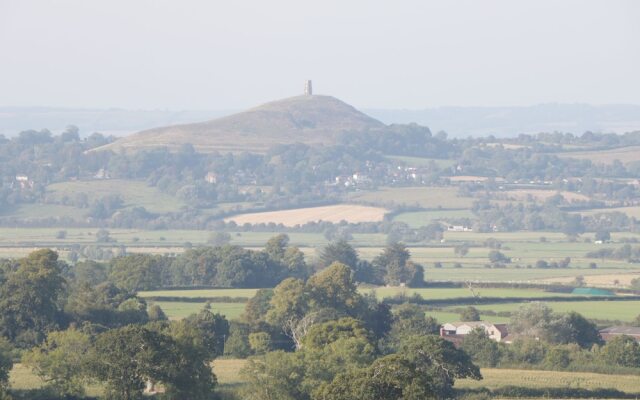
xmin=304 ymin=80 xmax=313 ymax=95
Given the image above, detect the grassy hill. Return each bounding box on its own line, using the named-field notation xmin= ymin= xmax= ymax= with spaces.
xmin=93 ymin=95 xmax=385 ymax=153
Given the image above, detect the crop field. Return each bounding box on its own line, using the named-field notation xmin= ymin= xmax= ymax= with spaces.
xmin=556 ymin=145 xmax=640 ymax=165
xmin=347 ymin=186 xmax=473 ymax=209
xmin=392 ymin=209 xmax=474 ymax=228
xmin=46 ymin=179 xmax=185 ymax=213
xmin=471 ymin=300 xmax=640 ymax=322
xmin=224 ymin=204 xmax=388 ymax=226
xmin=456 ymin=368 xmax=640 ymax=393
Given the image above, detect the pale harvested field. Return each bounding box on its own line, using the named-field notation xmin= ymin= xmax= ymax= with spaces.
xmin=225 ymin=204 xmax=387 ymax=226
xmin=500 ymin=189 xmax=589 ymax=202
xmin=538 ymin=271 xmax=640 ymax=288
xmin=557 ymin=145 xmax=640 ymax=165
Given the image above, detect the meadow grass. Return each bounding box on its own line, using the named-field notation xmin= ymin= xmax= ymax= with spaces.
xmin=392 ymin=209 xmax=475 ymax=228
xmin=385 ymin=155 xmax=456 ymax=169
xmin=150 ymin=301 xmax=246 ymax=320
xmin=470 ymin=300 xmax=640 ymax=322
xmin=456 ymin=368 xmax=640 ymax=393
xmin=46 ymin=180 xmax=185 ymax=213
xmin=347 ymin=186 xmax=473 ymax=209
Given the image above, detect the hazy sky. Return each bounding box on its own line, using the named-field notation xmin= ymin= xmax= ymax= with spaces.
xmin=1 ymin=0 xmax=639 ymax=110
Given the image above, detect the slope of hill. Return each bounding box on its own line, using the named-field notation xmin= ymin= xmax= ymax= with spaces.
xmin=93 ymin=95 xmax=385 ymax=153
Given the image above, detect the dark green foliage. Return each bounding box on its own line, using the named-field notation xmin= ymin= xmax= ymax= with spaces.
xmin=373 ymin=242 xmax=424 ymax=287
xmin=0 ymin=249 xmax=66 ymax=347
xmin=461 ymin=328 xmax=502 ymax=367
xmin=460 ymin=306 xmax=481 ymax=322
xmin=319 ymin=335 xmax=481 ymax=400
xmin=319 ymin=240 xmax=359 ymax=269
xmin=602 ymin=335 xmax=640 ymax=368
xmin=0 ymin=338 xmax=12 ymax=390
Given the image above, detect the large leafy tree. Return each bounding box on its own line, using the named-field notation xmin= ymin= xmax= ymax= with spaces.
xmin=0 ymin=338 xmax=13 ymax=392
xmin=318 ymin=335 xmax=482 ymax=400
xmin=0 ymin=249 xmax=66 ymax=347
xmin=23 ymin=328 xmax=91 ymax=397
xmin=88 ymin=324 xmax=217 ymax=400
xmin=319 ymin=240 xmax=359 ymax=269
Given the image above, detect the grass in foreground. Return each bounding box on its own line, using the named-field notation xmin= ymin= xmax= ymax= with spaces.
xmin=456 ymin=368 xmax=640 ymax=393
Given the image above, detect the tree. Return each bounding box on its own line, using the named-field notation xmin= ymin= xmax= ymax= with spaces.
xmin=488 ymin=250 xmax=510 ymax=264
xmin=148 ymin=304 xmax=167 ymax=321
xmin=373 ymin=242 xmax=423 ymax=286
xmin=240 ymin=351 xmax=307 ymax=400
xmin=249 ymin=332 xmax=272 ymax=354
xmin=318 ymin=335 xmax=481 ymax=400
xmin=207 ymin=232 xmax=231 ymax=247
xmin=0 ymin=249 xmax=66 ymax=347
xmin=172 ymin=309 xmax=230 ymax=359
xmin=454 ymin=244 xmax=470 ymax=257
xmin=0 ymin=337 xmax=13 ymax=391
xmin=595 ymin=230 xmax=611 ymax=242
xmin=544 ymin=346 xmax=571 ymax=369
xmin=460 ymin=306 xmax=481 ymax=322
xmin=461 ymin=328 xmax=502 ymax=367
xmin=509 ymin=302 xmax=553 ymax=340
xmin=547 ymin=312 xmax=602 ymax=348
xmin=306 ymin=263 xmax=360 ymax=314
xmin=23 ymin=329 xmax=91 ymax=397
xmin=319 ymin=240 xmax=358 ymax=269
xmin=265 ymin=234 xmax=290 ymax=261
xmin=89 ymin=324 xmax=217 ymax=400
xmin=385 ymin=303 xmax=439 ymax=351
xmin=602 ymin=335 xmax=640 ymax=368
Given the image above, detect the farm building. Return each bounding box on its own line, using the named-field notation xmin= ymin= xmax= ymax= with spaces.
xmin=440 ymin=321 xmax=509 ymax=345
xmin=600 ymin=326 xmax=640 ymax=342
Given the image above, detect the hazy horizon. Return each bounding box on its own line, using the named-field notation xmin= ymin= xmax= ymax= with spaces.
xmin=1 ymin=0 xmax=639 ymax=110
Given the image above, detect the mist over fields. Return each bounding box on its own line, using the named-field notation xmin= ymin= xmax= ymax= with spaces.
xmin=3 ymin=103 xmax=640 ymax=138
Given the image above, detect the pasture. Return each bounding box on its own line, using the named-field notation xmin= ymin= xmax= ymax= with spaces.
xmin=224 ymin=204 xmax=388 ymax=226
xmin=392 ymin=209 xmax=474 ymax=228
xmin=456 ymin=368 xmax=640 ymax=393
xmin=149 ymin=301 xmax=246 ymax=320
xmin=46 ymin=179 xmax=185 ymax=213
xmin=385 ymin=155 xmax=456 ymax=169
xmin=347 ymin=186 xmax=473 ymax=209
xmin=556 ymin=145 xmax=640 ymax=165
xmin=471 ymin=300 xmax=640 ymax=322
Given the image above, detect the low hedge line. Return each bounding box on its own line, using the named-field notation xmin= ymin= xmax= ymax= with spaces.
xmin=144 ymin=296 xmax=249 ymax=303
xmin=459 ymin=386 xmax=640 ymax=399
xmin=383 ymin=294 xmax=640 ymax=307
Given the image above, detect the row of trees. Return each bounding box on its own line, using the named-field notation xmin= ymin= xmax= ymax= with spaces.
xmin=78 ymin=236 xmax=425 ymax=291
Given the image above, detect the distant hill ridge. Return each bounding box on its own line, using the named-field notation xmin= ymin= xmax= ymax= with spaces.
xmin=94 ymin=95 xmax=385 ymax=153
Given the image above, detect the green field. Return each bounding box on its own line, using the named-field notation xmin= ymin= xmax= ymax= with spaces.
xmin=385 ymin=155 xmax=456 ymax=169
xmin=47 ymin=179 xmax=185 ymax=214
xmin=393 ymin=209 xmax=474 ymax=228
xmin=363 ymin=287 xmax=575 ymax=300
xmin=347 ymin=186 xmax=473 ymax=209
xmin=150 ymin=301 xmax=246 ymax=320
xmin=456 ymin=368 xmax=640 ymax=393
xmin=470 ymin=300 xmax=640 ymax=322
